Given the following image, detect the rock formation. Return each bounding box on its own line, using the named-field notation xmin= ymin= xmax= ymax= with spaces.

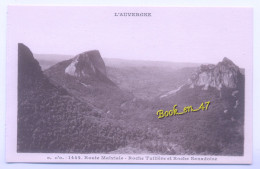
xmin=65 ymin=50 xmax=107 ymax=78
xmin=189 ymin=57 xmax=242 ymax=90
xmin=18 ymin=43 xmax=44 ymax=88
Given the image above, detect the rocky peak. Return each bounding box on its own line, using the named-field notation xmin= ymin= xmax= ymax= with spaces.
xmin=65 ymin=50 xmax=107 ymax=78
xmin=189 ymin=57 xmax=242 ymax=90
xmin=18 ymin=43 xmax=44 ymax=88
xmin=222 ymin=57 xmax=236 ymax=65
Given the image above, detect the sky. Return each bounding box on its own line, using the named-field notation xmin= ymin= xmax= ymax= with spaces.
xmin=7 ymin=6 xmax=253 ymax=67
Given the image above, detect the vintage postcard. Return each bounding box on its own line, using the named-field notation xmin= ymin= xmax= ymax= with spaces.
xmin=6 ymin=6 xmax=253 ymax=164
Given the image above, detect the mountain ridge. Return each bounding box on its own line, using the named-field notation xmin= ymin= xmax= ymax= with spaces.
xmin=18 ymin=43 xmax=245 ymax=155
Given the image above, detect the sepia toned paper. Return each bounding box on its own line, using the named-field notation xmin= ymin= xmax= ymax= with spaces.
xmin=6 ymin=6 xmax=253 ymax=164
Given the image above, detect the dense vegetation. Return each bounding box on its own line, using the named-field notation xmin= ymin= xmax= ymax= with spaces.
xmin=18 ymin=44 xmax=244 ymax=155
xmin=151 ymin=85 xmax=244 ymax=155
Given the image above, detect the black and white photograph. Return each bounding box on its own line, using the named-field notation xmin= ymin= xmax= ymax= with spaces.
xmin=5 ymin=6 xmax=253 ymax=164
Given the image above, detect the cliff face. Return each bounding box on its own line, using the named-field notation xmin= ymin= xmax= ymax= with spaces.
xmin=189 ymin=57 xmax=242 ymax=90
xmin=65 ymin=50 xmax=107 ymax=78
xmin=18 ymin=43 xmax=44 ymax=89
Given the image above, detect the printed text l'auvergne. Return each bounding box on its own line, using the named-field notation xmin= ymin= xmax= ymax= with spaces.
xmin=114 ymin=12 xmax=152 ymax=17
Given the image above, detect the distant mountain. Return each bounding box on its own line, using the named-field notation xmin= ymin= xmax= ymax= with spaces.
xmin=104 ymin=59 xmax=198 ymax=100
xmin=104 ymin=58 xmax=200 ymax=69
xmin=37 ymin=55 xmax=200 ymax=71
xmin=189 ymin=57 xmax=243 ymax=90
xmin=34 ymin=54 xmax=73 ymax=70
